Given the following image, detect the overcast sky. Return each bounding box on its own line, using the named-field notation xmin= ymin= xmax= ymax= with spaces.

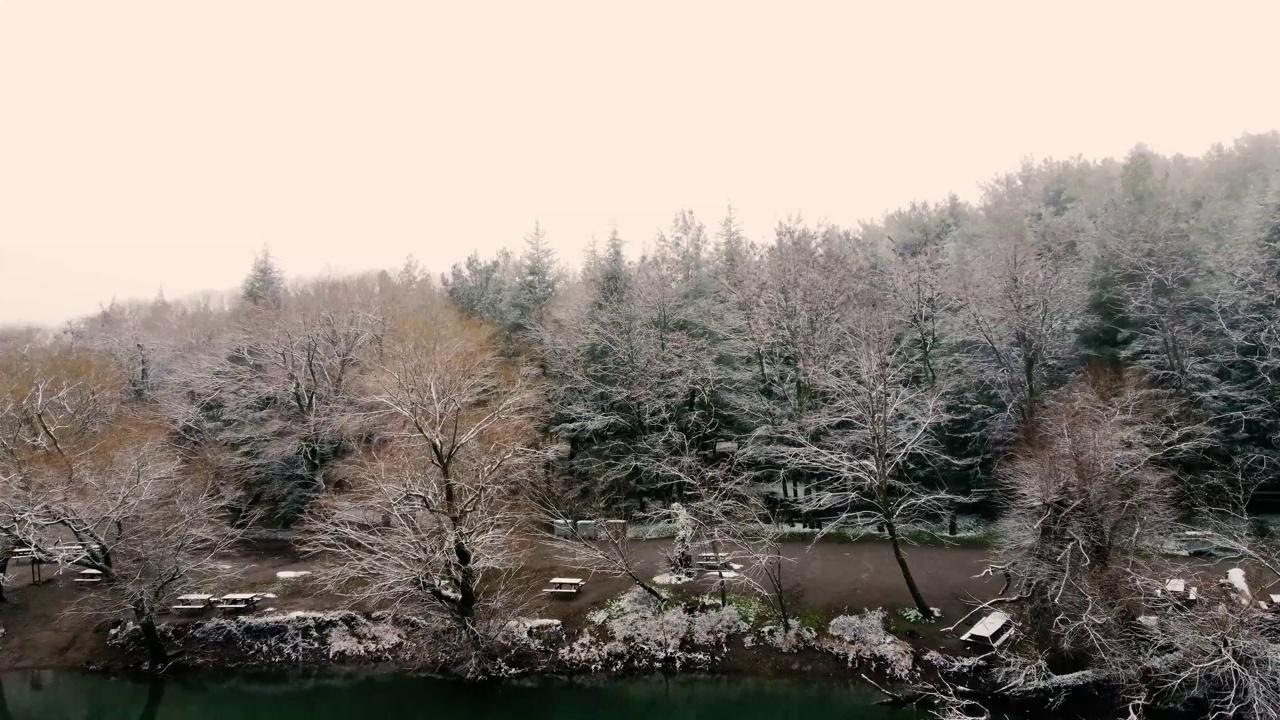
xmin=2 ymin=1 xmax=1278 ymax=326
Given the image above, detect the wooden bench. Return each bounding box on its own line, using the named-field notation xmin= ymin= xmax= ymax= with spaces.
xmin=74 ymin=569 xmax=103 ymax=584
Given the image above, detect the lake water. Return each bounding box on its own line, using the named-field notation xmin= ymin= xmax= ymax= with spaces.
xmin=0 ymin=671 xmax=922 ymax=720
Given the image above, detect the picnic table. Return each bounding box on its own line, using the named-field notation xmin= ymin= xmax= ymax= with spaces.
xmin=12 ymin=547 xmax=43 ymax=583
xmin=215 ymin=593 xmax=261 ymax=612
xmin=961 ymin=611 xmax=1014 ymax=649
xmin=1162 ymin=578 xmax=1199 ymax=604
xmin=543 ymin=577 xmax=585 ymax=596
xmin=173 ymin=594 xmax=215 ymax=614
xmin=696 ymin=552 xmax=734 ymax=569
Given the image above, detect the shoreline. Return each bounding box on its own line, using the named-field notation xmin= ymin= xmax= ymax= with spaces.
xmin=1 ymin=593 xmax=1189 ymax=720
xmin=0 ymin=538 xmax=1181 ymax=718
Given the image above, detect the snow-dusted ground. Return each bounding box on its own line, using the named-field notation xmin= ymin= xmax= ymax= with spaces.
xmin=1227 ymin=567 xmax=1253 ymax=605
xmin=652 ymin=573 xmax=695 ymax=585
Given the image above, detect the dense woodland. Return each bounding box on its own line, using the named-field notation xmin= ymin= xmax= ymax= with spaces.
xmin=5 ymin=133 xmax=1280 ymax=718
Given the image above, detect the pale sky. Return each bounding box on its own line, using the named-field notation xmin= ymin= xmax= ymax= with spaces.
xmin=2 ymin=1 xmax=1278 ymax=326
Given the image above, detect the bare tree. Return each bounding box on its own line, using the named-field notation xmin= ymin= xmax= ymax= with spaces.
xmin=1139 ymin=583 xmax=1280 ymax=720
xmin=173 ymin=304 xmax=380 ymax=524
xmin=986 ymin=373 xmax=1215 ymax=710
xmin=1 ymin=345 xmax=245 ymax=668
xmin=953 ymin=212 xmax=1087 ymax=440
xmin=886 ymin=239 xmax=955 ymax=391
xmin=1100 ymin=202 xmax=1214 ymax=394
xmin=759 ymin=304 xmax=954 ymax=618
xmin=302 ymin=315 xmax=542 ymax=652
xmin=3 ymin=440 xmax=245 ymax=668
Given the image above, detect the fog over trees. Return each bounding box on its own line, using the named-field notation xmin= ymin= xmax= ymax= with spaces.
xmin=4 ymin=133 xmax=1280 ymax=715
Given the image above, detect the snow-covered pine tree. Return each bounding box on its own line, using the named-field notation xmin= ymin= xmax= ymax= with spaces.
xmin=242 ymin=247 xmax=285 ymax=310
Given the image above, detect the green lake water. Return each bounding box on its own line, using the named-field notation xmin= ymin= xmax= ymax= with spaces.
xmin=0 ymin=672 xmax=923 ymax=720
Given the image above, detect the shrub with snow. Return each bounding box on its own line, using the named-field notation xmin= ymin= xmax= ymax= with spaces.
xmin=501 ymin=618 xmax=565 ymax=650
xmin=559 ymin=587 xmax=748 ymax=672
xmin=898 ymin=607 xmax=943 ymax=624
xmin=185 ymin=611 xmax=408 ymax=664
xmin=759 ymin=624 xmax=817 ymax=652
xmin=826 ymin=609 xmax=916 ymax=679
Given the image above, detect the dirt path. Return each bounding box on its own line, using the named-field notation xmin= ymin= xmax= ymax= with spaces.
xmin=521 ymin=539 xmax=1002 ymax=646
xmin=0 ymin=539 xmax=1003 ymax=669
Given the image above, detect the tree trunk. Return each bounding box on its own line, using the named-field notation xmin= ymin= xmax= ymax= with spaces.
xmin=628 ymin=572 xmax=667 ymax=604
xmin=886 ymin=520 xmax=933 ymax=618
xmin=0 ymin=554 xmax=10 ymax=603
xmin=134 ymin=608 xmax=168 ymax=669
xmin=712 ymin=539 xmax=728 ymax=606
xmin=771 ymin=549 xmax=791 ymax=633
xmin=455 ymin=569 xmax=483 ymax=646
xmin=948 ymin=509 xmax=958 ymax=537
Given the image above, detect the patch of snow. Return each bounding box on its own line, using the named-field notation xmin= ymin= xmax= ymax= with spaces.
xmin=276 ymin=570 xmax=312 ymax=580
xmin=652 ymin=573 xmax=695 ymax=586
xmin=1226 ymin=567 xmax=1252 ymax=605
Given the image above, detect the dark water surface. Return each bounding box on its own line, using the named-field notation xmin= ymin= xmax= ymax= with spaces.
xmin=0 ymin=671 xmax=923 ymax=720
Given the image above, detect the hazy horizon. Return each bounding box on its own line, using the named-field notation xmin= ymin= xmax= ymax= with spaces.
xmin=3 ymin=1 xmax=1279 ymax=327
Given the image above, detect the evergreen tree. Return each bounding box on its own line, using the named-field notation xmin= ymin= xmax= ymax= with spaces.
xmin=242 ymin=247 xmax=285 ymax=310
xmin=513 ymin=222 xmax=559 ymax=330
xmin=442 ymin=250 xmax=516 ymax=327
